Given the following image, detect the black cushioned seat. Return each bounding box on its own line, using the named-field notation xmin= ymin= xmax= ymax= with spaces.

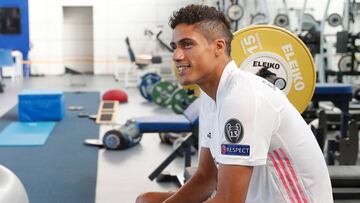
xmin=135 ymin=99 xmax=200 ymax=133
xmin=329 ymin=166 xmax=360 ymax=187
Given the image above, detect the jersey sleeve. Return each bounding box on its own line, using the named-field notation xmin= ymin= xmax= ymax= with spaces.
xmin=216 ymin=81 xmax=280 ymax=166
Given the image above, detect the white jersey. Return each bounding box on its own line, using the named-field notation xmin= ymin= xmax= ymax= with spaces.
xmin=199 ymin=61 xmax=333 ymax=203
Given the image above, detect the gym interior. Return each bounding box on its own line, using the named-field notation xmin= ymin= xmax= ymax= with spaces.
xmin=0 ymin=0 xmax=359 ymax=202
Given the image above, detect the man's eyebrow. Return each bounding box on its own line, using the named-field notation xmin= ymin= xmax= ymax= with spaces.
xmin=179 ymin=38 xmax=193 ymax=43
xmin=170 ymin=38 xmax=193 ymax=46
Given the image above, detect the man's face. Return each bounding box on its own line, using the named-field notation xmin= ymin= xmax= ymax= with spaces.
xmin=170 ymin=23 xmax=217 ymax=86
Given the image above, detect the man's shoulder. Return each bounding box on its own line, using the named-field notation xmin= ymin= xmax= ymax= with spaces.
xmin=222 ymin=72 xmax=256 ymax=98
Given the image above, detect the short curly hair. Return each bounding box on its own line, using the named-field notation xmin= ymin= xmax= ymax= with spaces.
xmin=169 ymin=4 xmax=233 ymax=56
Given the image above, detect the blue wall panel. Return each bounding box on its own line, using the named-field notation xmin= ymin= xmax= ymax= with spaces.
xmin=0 ymin=0 xmax=29 ymax=60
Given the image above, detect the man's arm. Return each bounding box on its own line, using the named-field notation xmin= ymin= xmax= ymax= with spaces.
xmin=203 ymin=164 xmax=253 ymax=203
xmin=163 ymin=147 xmax=218 ymax=203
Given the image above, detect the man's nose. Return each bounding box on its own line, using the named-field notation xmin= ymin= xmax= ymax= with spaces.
xmin=172 ymin=48 xmax=184 ymax=61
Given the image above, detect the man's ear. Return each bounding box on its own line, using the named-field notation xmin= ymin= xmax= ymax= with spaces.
xmin=215 ymin=39 xmax=226 ymax=56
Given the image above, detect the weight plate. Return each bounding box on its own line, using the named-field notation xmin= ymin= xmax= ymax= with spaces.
xmin=139 ymin=73 xmax=161 ymax=101
xmin=338 ymin=55 xmax=358 ymax=72
xmin=251 ymin=13 xmax=269 ymax=25
xmin=231 ymin=25 xmax=316 ymax=113
xmin=171 ymin=89 xmax=197 ymax=114
xmin=151 ymin=81 xmax=178 ymax=107
xmin=327 ymin=13 xmax=342 ymax=27
xmin=227 ymin=4 xmax=244 ymax=21
xmin=173 ymin=64 xmax=201 ymax=97
xmin=182 ymin=84 xmax=200 ymax=97
xmin=274 ymin=14 xmax=289 ymax=27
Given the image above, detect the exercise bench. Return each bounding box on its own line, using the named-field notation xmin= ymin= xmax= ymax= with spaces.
xmin=329 ymin=165 xmax=360 ymax=200
xmin=312 ymin=84 xmax=355 ymax=165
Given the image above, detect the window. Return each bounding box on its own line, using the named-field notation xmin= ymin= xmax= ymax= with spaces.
xmin=0 ymin=7 xmax=21 ymax=34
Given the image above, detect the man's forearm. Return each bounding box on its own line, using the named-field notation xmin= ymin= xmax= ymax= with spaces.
xmin=163 ymin=171 xmax=216 ymax=203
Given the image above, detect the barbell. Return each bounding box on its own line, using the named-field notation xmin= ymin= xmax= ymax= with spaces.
xmin=231 ymin=25 xmax=316 ymax=113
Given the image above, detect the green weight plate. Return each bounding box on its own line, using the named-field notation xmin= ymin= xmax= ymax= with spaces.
xmin=171 ymin=89 xmax=197 ymax=114
xmin=152 ymin=81 xmax=178 ymax=107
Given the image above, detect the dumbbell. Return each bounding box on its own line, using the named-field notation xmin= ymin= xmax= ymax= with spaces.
xmin=102 ymin=119 xmax=142 ymax=150
xmin=85 ymin=119 xmax=143 ymax=150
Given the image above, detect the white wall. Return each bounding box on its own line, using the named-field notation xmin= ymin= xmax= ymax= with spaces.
xmin=63 ymin=6 xmax=93 ymax=73
xmin=28 ymin=0 xmax=203 ymax=75
xmin=28 ymin=0 xmax=347 ymax=75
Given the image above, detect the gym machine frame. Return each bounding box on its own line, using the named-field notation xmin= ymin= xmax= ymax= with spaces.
xmin=148 ymin=126 xmax=198 ymax=186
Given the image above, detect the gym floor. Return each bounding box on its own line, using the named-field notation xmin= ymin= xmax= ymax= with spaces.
xmin=0 ymin=74 xmax=198 ymax=203
xmin=0 ymin=75 xmax=358 ymax=203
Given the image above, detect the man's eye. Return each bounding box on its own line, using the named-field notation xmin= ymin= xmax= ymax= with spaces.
xmin=170 ymin=43 xmax=176 ymax=50
xmin=183 ymin=41 xmax=192 ymax=48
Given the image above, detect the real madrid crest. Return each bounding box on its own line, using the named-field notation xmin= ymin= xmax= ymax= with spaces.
xmin=224 ymin=118 xmax=244 ymax=143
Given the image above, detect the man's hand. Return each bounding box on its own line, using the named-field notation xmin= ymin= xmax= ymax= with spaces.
xmin=163 ymin=147 xmax=218 ymax=203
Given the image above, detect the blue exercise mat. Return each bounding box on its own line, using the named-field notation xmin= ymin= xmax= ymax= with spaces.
xmin=0 ymin=92 xmax=100 ymax=203
xmin=0 ymin=122 xmax=56 ymax=146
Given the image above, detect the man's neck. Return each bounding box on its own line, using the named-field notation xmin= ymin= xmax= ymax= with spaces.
xmin=199 ymin=57 xmax=231 ymax=102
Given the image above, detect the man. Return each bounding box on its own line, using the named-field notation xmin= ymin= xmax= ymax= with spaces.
xmin=136 ymin=4 xmax=333 ymax=203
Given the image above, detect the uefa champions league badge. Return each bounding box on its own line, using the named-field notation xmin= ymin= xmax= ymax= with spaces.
xmin=222 ymin=118 xmax=249 ymax=156
xmin=224 ymin=118 xmax=243 ymax=143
